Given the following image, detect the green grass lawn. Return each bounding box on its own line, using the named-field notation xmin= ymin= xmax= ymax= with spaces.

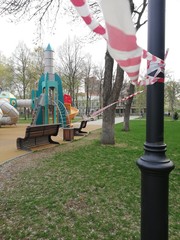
xmin=0 ymin=120 xmax=179 ymax=240
xmin=17 ymin=118 xmax=32 ymax=124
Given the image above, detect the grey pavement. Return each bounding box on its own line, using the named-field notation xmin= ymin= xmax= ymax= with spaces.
xmin=85 ymin=116 xmax=139 ymax=126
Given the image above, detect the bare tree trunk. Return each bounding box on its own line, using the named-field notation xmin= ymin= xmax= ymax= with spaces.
xmin=85 ymin=85 xmax=89 ymax=116
xmin=101 ymin=51 xmax=124 ymax=144
xmin=24 ymin=107 xmax=27 ymax=120
xmin=122 ymin=84 xmax=135 ymax=131
xmin=101 ymin=106 xmax=116 ymax=144
xmin=101 ymin=51 xmax=114 ymax=144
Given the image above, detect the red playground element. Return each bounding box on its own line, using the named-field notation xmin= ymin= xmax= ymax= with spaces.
xmin=63 ymin=94 xmax=79 ymax=126
xmin=64 ymin=94 xmax=72 ymax=104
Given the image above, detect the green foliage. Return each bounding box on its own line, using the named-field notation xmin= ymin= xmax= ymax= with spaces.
xmin=134 ymin=85 xmax=146 ymax=114
xmin=165 ymin=79 xmax=180 ymax=113
xmin=0 ymin=120 xmax=179 ymax=240
xmin=173 ymin=112 xmax=179 ymax=120
xmin=0 ymin=43 xmax=44 ymax=99
xmin=0 ymin=55 xmax=14 ymax=91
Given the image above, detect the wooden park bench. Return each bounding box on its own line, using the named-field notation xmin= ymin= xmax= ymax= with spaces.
xmin=74 ymin=120 xmax=88 ymax=136
xmin=17 ymin=124 xmax=60 ymax=151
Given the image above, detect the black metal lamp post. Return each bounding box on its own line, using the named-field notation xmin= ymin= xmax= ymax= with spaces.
xmin=137 ymin=0 xmax=175 ymax=240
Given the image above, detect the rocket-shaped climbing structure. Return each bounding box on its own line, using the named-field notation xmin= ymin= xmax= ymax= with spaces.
xmin=31 ymin=44 xmax=67 ymax=126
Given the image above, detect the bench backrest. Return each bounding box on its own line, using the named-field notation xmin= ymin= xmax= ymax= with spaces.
xmin=80 ymin=120 xmax=87 ymax=129
xmin=25 ymin=124 xmax=60 ymax=138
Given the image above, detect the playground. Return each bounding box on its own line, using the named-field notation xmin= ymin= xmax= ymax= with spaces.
xmin=0 ymin=44 xmax=92 ymax=164
xmin=0 ymin=121 xmax=99 ymax=165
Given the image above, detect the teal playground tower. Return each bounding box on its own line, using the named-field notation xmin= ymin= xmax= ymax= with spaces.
xmin=31 ymin=44 xmax=66 ymax=126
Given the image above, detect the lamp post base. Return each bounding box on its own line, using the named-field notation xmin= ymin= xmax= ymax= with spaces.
xmin=137 ymin=142 xmax=174 ymax=240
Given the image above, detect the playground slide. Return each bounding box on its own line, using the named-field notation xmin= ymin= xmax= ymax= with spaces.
xmin=17 ymin=99 xmax=32 ymax=108
xmin=0 ymin=100 xmax=19 ymax=125
xmin=0 ymin=109 xmax=3 ymax=121
xmin=68 ymin=106 xmax=79 ymax=121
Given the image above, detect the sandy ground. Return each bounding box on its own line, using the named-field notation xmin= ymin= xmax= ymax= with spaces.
xmin=0 ymin=122 xmax=101 ymax=165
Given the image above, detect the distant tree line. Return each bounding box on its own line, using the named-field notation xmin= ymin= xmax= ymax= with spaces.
xmin=0 ymin=39 xmax=179 ymax=116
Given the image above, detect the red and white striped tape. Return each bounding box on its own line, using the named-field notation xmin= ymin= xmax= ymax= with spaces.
xmin=86 ymin=90 xmax=144 ymax=119
xmin=70 ymin=0 xmax=166 ymax=86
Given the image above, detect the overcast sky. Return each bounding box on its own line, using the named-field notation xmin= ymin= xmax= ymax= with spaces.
xmin=0 ymin=0 xmax=180 ymax=80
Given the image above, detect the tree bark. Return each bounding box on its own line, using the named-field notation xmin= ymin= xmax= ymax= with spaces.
xmin=101 ymin=106 xmax=116 ymax=144
xmin=101 ymin=50 xmax=124 ymax=144
xmin=122 ymin=84 xmax=135 ymax=131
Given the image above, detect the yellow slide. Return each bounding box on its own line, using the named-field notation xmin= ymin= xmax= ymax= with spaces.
xmin=64 ymin=103 xmax=79 ymax=125
xmin=69 ymin=106 xmax=79 ymax=120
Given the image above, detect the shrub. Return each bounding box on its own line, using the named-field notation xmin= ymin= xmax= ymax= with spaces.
xmin=173 ymin=112 xmax=179 ymax=120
